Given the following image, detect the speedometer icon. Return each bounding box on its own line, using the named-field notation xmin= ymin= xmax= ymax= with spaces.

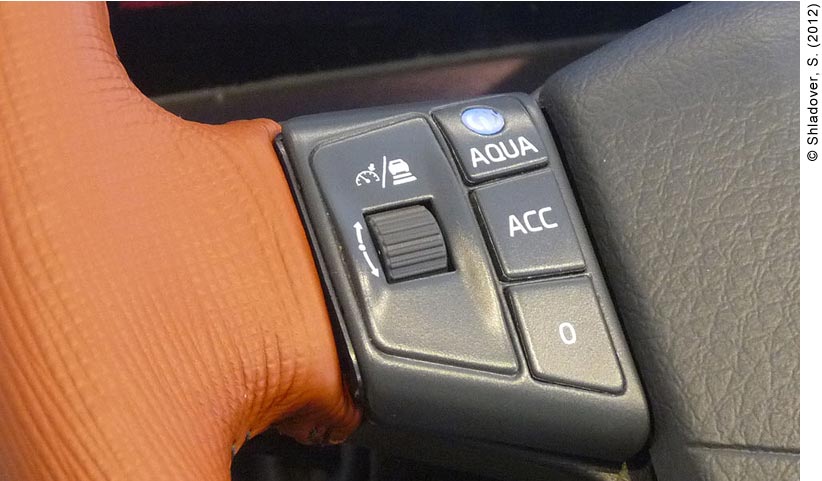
xmin=355 ymin=163 xmax=381 ymax=186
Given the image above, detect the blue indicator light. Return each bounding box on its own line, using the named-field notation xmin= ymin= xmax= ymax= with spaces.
xmin=461 ymin=107 xmax=505 ymax=135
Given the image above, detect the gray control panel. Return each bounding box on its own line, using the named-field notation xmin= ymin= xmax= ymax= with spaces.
xmin=276 ymin=94 xmax=649 ymax=463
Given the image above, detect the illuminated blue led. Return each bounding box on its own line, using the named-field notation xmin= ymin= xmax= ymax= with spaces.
xmin=461 ymin=107 xmax=505 ymax=135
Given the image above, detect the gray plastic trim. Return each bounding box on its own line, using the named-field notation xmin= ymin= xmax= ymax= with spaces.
xmin=276 ymin=93 xmax=650 ymax=462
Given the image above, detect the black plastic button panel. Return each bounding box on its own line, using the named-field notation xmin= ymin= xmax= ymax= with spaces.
xmin=277 ymin=93 xmax=649 ymax=462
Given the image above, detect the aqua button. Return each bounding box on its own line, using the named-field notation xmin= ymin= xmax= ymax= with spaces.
xmin=461 ymin=107 xmax=505 ymax=135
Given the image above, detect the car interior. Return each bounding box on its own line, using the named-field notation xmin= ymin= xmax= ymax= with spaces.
xmin=105 ymin=2 xmax=800 ymax=481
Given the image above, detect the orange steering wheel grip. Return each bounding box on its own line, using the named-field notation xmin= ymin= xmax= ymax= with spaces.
xmin=0 ymin=3 xmax=359 ymax=480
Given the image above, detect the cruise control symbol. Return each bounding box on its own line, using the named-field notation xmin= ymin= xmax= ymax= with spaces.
xmin=354 ymin=156 xmax=417 ymax=189
xmin=354 ymin=163 xmax=380 ymax=187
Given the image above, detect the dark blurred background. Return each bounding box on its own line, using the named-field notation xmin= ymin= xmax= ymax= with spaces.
xmin=109 ymin=2 xmax=682 ymax=122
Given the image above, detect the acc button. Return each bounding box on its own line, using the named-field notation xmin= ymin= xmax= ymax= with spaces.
xmin=473 ymin=171 xmax=585 ymax=280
